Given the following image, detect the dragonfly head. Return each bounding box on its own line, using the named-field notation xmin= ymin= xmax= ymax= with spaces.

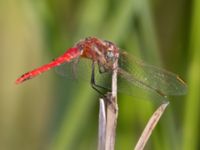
xmin=76 ymin=37 xmax=119 ymax=70
xmin=96 ymin=40 xmax=119 ymax=72
xmin=104 ymin=40 xmax=119 ymax=62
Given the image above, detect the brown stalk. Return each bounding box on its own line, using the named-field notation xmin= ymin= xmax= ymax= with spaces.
xmin=134 ymin=102 xmax=169 ymax=150
xmin=98 ymin=54 xmax=119 ymax=150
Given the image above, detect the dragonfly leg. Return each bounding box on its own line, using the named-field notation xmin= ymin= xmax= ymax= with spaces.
xmin=90 ymin=61 xmax=111 ymax=96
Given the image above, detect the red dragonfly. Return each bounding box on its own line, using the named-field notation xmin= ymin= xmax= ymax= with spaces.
xmin=16 ymin=37 xmax=187 ymax=100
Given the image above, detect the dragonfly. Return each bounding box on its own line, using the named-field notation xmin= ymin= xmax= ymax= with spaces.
xmin=16 ymin=37 xmax=187 ymax=101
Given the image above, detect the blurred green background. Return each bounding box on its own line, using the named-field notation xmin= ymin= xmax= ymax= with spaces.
xmin=0 ymin=0 xmax=199 ymax=150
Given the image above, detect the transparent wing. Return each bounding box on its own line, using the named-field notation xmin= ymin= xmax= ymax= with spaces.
xmin=55 ymin=58 xmax=112 ymax=88
xmin=118 ymin=52 xmax=187 ymax=97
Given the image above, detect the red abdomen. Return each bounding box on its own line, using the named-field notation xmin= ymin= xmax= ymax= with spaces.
xmin=16 ymin=47 xmax=81 ymax=84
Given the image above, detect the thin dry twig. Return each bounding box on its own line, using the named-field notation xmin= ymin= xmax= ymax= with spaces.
xmin=98 ymin=99 xmax=106 ymax=150
xmin=105 ymin=53 xmax=119 ymax=150
xmin=98 ymin=53 xmax=119 ymax=150
xmin=134 ymin=101 xmax=169 ymax=150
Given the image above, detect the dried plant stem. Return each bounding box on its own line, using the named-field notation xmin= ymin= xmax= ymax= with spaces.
xmin=105 ymin=54 xmax=119 ymax=150
xmin=134 ymin=101 xmax=169 ymax=150
xmin=98 ymin=99 xmax=106 ymax=150
xmin=104 ymin=96 xmax=118 ymax=150
xmin=98 ymin=54 xmax=119 ymax=150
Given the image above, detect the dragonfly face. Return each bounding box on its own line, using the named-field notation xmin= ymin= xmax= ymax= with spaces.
xmin=76 ymin=37 xmax=119 ymax=71
xmin=101 ymin=40 xmax=119 ymax=71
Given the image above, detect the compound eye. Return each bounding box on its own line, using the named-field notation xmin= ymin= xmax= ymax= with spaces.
xmin=106 ymin=51 xmax=114 ymax=59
